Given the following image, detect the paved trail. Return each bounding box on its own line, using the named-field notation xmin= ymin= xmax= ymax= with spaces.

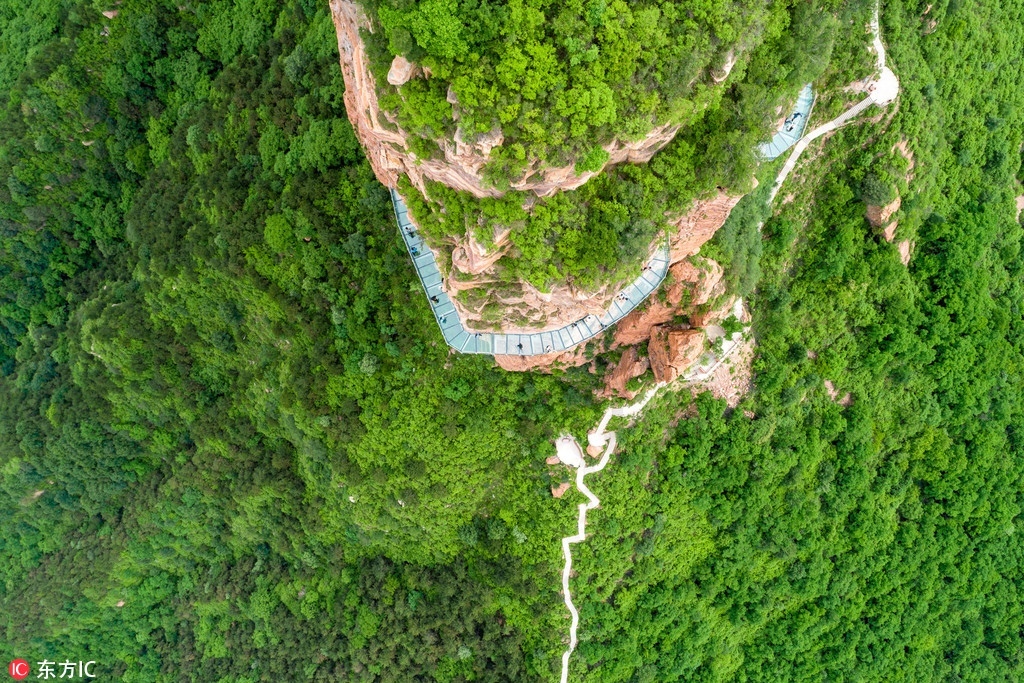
xmin=556 ymin=5 xmax=898 ymax=681
xmin=768 ymin=4 xmax=897 ymax=203
xmin=558 ymin=384 xmax=664 ymax=683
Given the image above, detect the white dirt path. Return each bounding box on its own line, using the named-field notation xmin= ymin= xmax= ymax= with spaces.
xmin=558 ymin=383 xmax=663 ymax=683
xmin=556 ymin=6 xmax=899 ymax=681
xmin=769 ymin=3 xmax=898 ymax=203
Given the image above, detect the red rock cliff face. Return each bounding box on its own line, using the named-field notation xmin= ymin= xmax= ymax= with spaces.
xmin=669 ymin=189 xmax=746 ymax=262
xmin=492 ymin=190 xmax=746 ymax=382
xmin=329 ymin=0 xmax=681 ymax=198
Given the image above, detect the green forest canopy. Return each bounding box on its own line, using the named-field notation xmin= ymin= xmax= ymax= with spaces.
xmin=1 ymin=0 xmax=1023 ymax=681
xmin=359 ymin=0 xmax=862 ymax=176
xmin=393 ymin=0 xmax=876 ymax=290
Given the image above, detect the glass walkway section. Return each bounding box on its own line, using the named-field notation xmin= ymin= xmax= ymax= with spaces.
xmin=759 ymin=84 xmax=815 ymax=160
xmin=391 ymin=189 xmax=671 ymax=356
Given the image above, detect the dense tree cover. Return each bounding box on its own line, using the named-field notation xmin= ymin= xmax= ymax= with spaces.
xmin=0 ymin=1 xmax=604 ymax=679
xmin=563 ymin=0 xmax=1024 ymax=679
xmin=360 ymin=0 xmax=866 ymax=174
xmin=398 ymin=0 xmax=875 ymax=291
xmin=2 ymin=0 xmax=1024 ymax=682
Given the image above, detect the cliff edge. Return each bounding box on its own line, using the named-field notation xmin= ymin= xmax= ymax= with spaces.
xmin=330 ymin=0 xmax=686 ymax=198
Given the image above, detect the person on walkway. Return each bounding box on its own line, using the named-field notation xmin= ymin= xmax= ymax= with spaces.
xmin=517 ymin=343 xmax=523 ymax=353
xmin=440 ymin=316 xmax=447 ymax=324
xmin=430 ymin=295 xmax=439 ymax=303
xmin=411 ymin=247 xmax=419 ymax=256
xmin=545 ymin=345 xmax=552 ymax=353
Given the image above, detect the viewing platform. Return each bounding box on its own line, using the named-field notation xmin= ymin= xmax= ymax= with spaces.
xmin=759 ymin=84 xmax=815 ymax=160
xmin=391 ymin=189 xmax=670 ymax=356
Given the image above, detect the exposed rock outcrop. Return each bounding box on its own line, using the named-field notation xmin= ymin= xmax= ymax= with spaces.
xmin=689 ymin=295 xmax=737 ymax=329
xmin=898 ymin=239 xmax=913 ymax=265
xmin=712 ymin=50 xmax=737 ymax=83
xmin=669 ymin=189 xmax=746 ymax=262
xmin=612 ymin=258 xmax=724 ymax=347
xmin=599 ymin=347 xmax=650 ymax=400
xmin=455 ymin=186 xmax=740 ymax=337
xmin=824 ymin=380 xmax=853 ymax=406
xmin=386 ymin=55 xmax=417 ymax=85
xmin=648 ymin=327 xmax=705 ymax=384
xmin=867 ymin=195 xmax=901 ymax=240
xmin=449 ymin=275 xmax=616 ymax=334
xmin=1016 ymin=195 xmax=1024 ymax=220
xmin=330 ymin=0 xmax=682 ymax=198
xmin=494 ymin=345 xmax=590 ymax=372
xmin=450 ymin=225 xmax=511 ymax=276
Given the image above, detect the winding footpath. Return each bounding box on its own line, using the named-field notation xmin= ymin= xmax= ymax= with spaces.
xmin=558 ymin=384 xmax=664 ymax=683
xmin=768 ymin=6 xmax=898 ymax=203
xmin=556 ymin=5 xmax=898 ymax=681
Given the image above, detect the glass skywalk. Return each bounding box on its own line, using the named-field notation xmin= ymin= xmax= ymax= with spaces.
xmin=391 ymin=189 xmax=670 ymax=356
xmin=759 ymin=83 xmax=815 ymax=160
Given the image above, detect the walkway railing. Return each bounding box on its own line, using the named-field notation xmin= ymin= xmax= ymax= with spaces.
xmin=758 ymin=83 xmax=815 ymax=160
xmin=391 ymin=189 xmax=670 ymax=356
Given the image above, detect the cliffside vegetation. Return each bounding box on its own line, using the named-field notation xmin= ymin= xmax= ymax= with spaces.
xmin=361 ymin=0 xmax=860 ymax=177
xmin=393 ymin=0 xmax=875 ymax=290
xmin=1 ymin=0 xmax=1024 ymax=681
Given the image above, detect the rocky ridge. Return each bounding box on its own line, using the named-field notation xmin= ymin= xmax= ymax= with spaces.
xmin=330 ymin=0 xmax=685 ymax=199
xmin=492 ymin=191 xmax=747 ymax=392
xmin=329 ymin=0 xmax=750 ymax=386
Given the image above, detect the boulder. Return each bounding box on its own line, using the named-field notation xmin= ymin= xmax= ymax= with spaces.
xmin=387 ymin=55 xmax=416 ymax=86
xmin=648 ymin=327 xmax=705 ymax=384
xmin=551 ymin=481 xmax=571 ymax=498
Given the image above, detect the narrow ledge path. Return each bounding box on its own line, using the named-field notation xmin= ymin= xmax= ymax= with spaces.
xmin=391 ymin=189 xmax=670 ymax=356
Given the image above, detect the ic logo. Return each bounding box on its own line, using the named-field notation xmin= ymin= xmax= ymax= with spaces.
xmin=8 ymin=660 xmax=30 ymax=680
